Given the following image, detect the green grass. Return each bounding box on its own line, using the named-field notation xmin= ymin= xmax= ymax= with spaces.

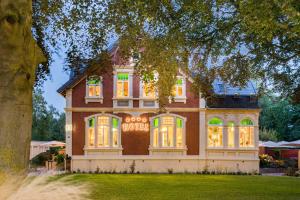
xmin=56 ymin=174 xmax=300 ymax=200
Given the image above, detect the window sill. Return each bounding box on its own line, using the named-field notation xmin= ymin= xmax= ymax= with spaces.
xmin=169 ymin=97 xmax=187 ymax=103
xmin=149 ymin=147 xmax=187 ymax=155
xmin=84 ymin=147 xmax=123 ymax=151
xmin=85 ymin=96 xmax=103 ymax=104
xmin=206 ymin=147 xmax=257 ymax=151
xmin=149 ymin=146 xmax=187 ymax=151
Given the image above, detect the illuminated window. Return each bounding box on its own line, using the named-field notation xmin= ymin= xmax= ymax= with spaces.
xmin=86 ymin=115 xmax=120 ymax=148
xmin=143 ymin=82 xmax=155 ymax=98
xmin=88 ymin=118 xmax=95 ymax=147
xmin=151 ymin=115 xmax=185 ymax=148
xmin=161 ymin=117 xmax=174 ymax=147
xmin=208 ymin=117 xmax=223 ymax=147
xmin=87 ymin=76 xmax=101 ymax=97
xmin=117 ymin=73 xmax=129 ymax=97
xmin=153 ymin=118 xmax=159 ymax=147
xmin=176 ymin=118 xmax=183 ymax=147
xmin=172 ymin=77 xmax=184 ymax=97
xmin=227 ymin=122 xmax=235 ymax=148
xmin=112 ymin=118 xmax=119 ymax=147
xmin=239 ymin=119 xmax=254 ymax=147
xmin=97 ymin=116 xmax=109 ymax=147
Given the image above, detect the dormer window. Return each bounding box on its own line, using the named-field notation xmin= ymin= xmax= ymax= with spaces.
xmin=85 ymin=75 xmax=103 ymax=104
xmin=171 ymin=76 xmax=186 ymax=103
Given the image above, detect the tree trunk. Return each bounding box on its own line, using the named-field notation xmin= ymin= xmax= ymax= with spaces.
xmin=0 ymin=0 xmax=44 ymax=172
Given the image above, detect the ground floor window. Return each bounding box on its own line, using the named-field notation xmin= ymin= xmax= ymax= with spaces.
xmin=86 ymin=114 xmax=121 ymax=148
xmin=227 ymin=122 xmax=235 ymax=148
xmin=151 ymin=114 xmax=185 ymax=148
xmin=207 ymin=117 xmax=223 ymax=147
xmin=239 ymin=118 xmax=254 ymax=147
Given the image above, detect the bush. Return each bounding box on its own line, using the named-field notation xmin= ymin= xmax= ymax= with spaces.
xmin=54 ymin=154 xmax=64 ymax=165
xmin=259 ymin=154 xmax=273 ymax=168
xmin=285 ymin=167 xmax=297 ymax=176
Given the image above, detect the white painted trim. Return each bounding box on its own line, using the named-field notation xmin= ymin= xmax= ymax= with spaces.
xmin=149 ymin=113 xmax=187 ymax=154
xmin=65 ymin=89 xmax=73 ymax=156
xmin=113 ymin=67 xmax=134 ymax=108
xmin=85 ymin=76 xmax=103 ymax=104
xmin=84 ymin=113 xmax=123 ymax=152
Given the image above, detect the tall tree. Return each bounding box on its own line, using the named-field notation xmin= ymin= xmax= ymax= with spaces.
xmin=259 ymin=96 xmax=300 ymax=141
xmin=32 ymin=89 xmax=65 ymax=141
xmin=0 ymin=0 xmax=45 ymax=171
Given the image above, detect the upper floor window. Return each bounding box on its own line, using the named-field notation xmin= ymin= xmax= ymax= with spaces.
xmin=151 ymin=114 xmax=185 ymax=148
xmin=86 ymin=114 xmax=121 ymax=148
xmin=239 ymin=118 xmax=254 ymax=147
xmin=85 ymin=75 xmax=103 ymax=103
xmin=207 ymin=117 xmax=223 ymax=147
xmin=172 ymin=77 xmax=184 ymax=97
xmin=117 ymin=73 xmax=129 ymax=97
xmin=142 ymin=83 xmax=155 ymax=98
xmin=86 ymin=75 xmax=102 ymax=97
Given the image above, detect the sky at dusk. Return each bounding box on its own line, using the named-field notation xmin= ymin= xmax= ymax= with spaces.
xmin=42 ymin=52 xmax=69 ymax=112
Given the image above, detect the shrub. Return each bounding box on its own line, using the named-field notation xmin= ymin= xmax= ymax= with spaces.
xmin=54 ymin=154 xmax=64 ymax=165
xmin=167 ymin=168 xmax=173 ymax=174
xmin=129 ymin=161 xmax=136 ymax=174
xmin=285 ymin=167 xmax=297 ymax=176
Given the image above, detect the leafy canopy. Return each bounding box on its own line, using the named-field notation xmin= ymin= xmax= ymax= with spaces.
xmin=33 ymin=0 xmax=300 ymax=103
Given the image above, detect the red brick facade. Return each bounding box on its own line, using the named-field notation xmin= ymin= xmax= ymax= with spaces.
xmin=70 ymin=68 xmax=200 ymax=156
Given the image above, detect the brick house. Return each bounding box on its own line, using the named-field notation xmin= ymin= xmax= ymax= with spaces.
xmin=58 ymin=46 xmax=260 ymax=173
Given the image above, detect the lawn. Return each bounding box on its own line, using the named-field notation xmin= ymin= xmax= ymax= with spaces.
xmin=56 ymin=174 xmax=300 ymax=200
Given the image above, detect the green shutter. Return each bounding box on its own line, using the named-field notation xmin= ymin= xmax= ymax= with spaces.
xmin=153 ymin=118 xmax=159 ymax=127
xmin=208 ymin=117 xmax=223 ymax=125
xmin=89 ymin=118 xmax=95 ymax=127
xmin=176 ymin=118 xmax=183 ymax=128
xmin=112 ymin=118 xmax=119 ymax=128
xmin=240 ymin=119 xmax=253 ymax=126
xmin=117 ymin=73 xmax=128 ymax=81
xmin=176 ymin=78 xmax=183 ymax=85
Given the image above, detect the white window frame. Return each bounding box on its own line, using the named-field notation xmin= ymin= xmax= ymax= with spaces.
xmin=149 ymin=113 xmax=187 ymax=150
xmin=139 ymin=72 xmax=159 ymax=108
xmin=171 ymin=75 xmax=187 ymax=103
xmin=85 ymin=75 xmax=103 ymax=104
xmin=84 ymin=114 xmax=122 ymax=150
xmin=113 ymin=66 xmax=134 ymax=108
xmin=239 ymin=118 xmax=255 ymax=149
xmin=207 ymin=117 xmax=224 ymax=148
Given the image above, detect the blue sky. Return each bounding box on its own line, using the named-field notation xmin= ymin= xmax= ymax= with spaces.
xmin=42 ymin=52 xmax=69 ymax=112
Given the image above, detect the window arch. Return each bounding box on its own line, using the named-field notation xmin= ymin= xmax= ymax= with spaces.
xmin=227 ymin=122 xmax=235 ymax=148
xmin=85 ymin=114 xmax=121 ymax=148
xmin=150 ymin=114 xmax=186 ymax=148
xmin=239 ymin=118 xmax=254 ymax=147
xmin=207 ymin=117 xmax=223 ymax=147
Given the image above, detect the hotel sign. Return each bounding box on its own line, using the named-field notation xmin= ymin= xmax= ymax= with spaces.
xmin=122 ymin=117 xmax=149 ymax=132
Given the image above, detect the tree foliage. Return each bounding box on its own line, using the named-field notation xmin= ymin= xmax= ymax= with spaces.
xmin=259 ymin=96 xmax=300 ymax=141
xmin=33 ymin=0 xmax=299 ymax=104
xmin=32 ymin=88 xmax=65 ymax=141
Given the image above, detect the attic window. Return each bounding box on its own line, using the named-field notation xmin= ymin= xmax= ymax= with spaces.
xmin=85 ymin=75 xmax=103 ymax=103
xmin=171 ymin=76 xmax=187 ymax=103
